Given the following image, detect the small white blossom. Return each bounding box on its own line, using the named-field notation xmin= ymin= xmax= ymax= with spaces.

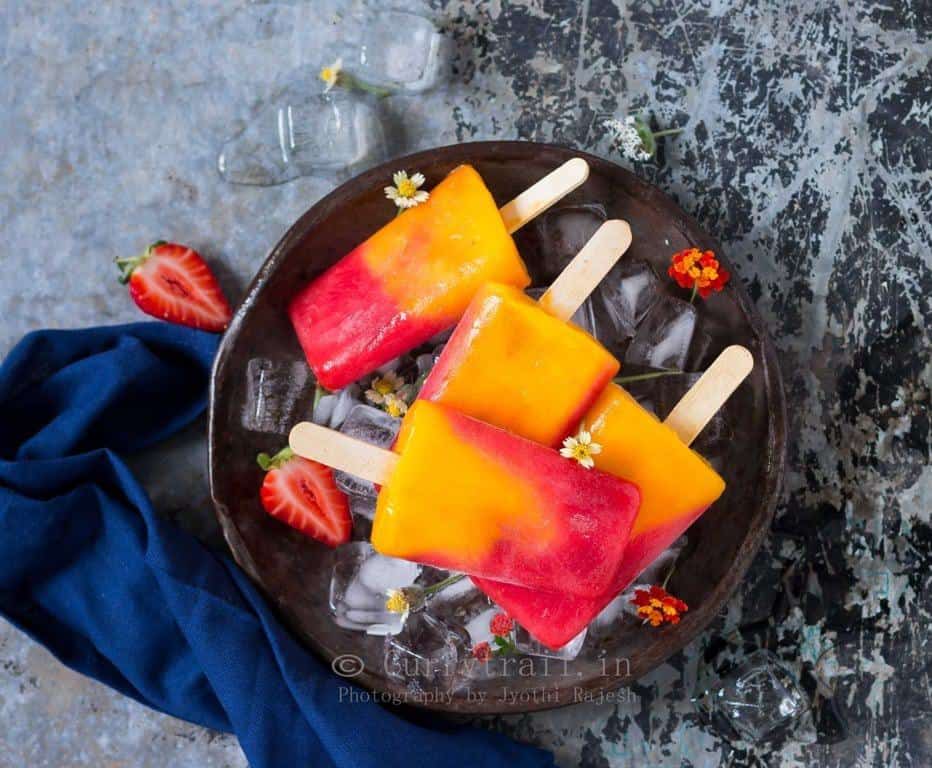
xmin=384 ymin=170 xmax=429 ymax=209
xmin=365 ymin=371 xmax=405 ymax=405
xmin=605 ymin=115 xmax=652 ymax=161
xmin=319 ymin=58 xmax=343 ymax=92
xmin=560 ymin=427 xmax=603 ymax=469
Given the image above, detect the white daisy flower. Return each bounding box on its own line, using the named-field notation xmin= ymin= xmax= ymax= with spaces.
xmin=384 ymin=170 xmax=430 ymax=209
xmin=382 ymin=393 xmax=408 ymax=419
xmin=319 ymin=57 xmax=343 ymax=92
xmin=364 ymin=371 xmax=405 ymax=405
xmin=560 ymin=427 xmax=603 ymax=469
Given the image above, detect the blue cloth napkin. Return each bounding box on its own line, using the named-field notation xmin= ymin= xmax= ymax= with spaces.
xmin=0 ymin=323 xmax=554 ymax=768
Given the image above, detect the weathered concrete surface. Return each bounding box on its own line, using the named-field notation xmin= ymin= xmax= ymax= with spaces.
xmin=1 ymin=0 xmax=929 ymax=766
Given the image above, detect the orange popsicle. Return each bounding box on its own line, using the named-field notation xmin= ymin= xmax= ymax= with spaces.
xmin=419 ymin=283 xmax=619 ymax=446
xmin=289 ymin=161 xmax=589 ymax=390
xmin=290 ymin=400 xmax=641 ymax=597
xmin=474 ymin=347 xmax=752 ymax=648
xmin=419 ymin=220 xmax=632 ymax=447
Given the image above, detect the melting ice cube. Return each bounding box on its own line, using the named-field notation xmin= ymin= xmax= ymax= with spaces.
xmin=625 ymin=295 xmax=697 ymax=370
xmin=329 ymin=542 xmax=421 ymax=635
xmin=218 ymin=91 xmax=387 ymax=187
xmin=384 ymin=613 xmax=467 ymax=693
xmin=514 ymin=625 xmax=588 ymax=660
xmin=333 ymin=404 xmax=400 ymax=498
xmin=524 ymin=287 xmax=597 ymax=335
xmin=594 ymin=259 xmax=661 ymax=345
xmin=527 ymin=203 xmax=608 ymax=284
xmin=242 ymin=358 xmax=312 ymax=434
xmin=358 ymin=11 xmax=444 ymax=92
xmin=693 ymin=650 xmax=812 ymax=743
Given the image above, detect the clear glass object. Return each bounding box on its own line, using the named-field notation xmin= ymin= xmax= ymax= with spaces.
xmin=514 ymin=625 xmax=588 ymax=660
xmin=524 ymin=287 xmax=597 ymax=335
xmin=625 ymin=294 xmax=697 ymax=370
xmin=333 ymin=404 xmax=400 ymax=498
xmin=384 ymin=612 xmax=467 ymax=693
xmin=594 ymin=258 xmax=661 ymax=343
xmin=329 ymin=542 xmax=421 ymax=635
xmin=357 ymin=10 xmax=444 ymax=92
xmin=217 ymin=90 xmax=387 ymax=186
xmin=693 ymin=649 xmax=811 ymax=743
xmin=530 ymin=203 xmax=608 ymax=284
xmin=242 ymin=358 xmax=312 ymax=434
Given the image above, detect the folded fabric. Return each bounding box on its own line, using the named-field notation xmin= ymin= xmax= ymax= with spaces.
xmin=0 ymin=323 xmax=554 ymax=768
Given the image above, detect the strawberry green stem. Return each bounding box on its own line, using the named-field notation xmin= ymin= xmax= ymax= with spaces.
xmin=256 ymin=446 xmax=294 ymax=471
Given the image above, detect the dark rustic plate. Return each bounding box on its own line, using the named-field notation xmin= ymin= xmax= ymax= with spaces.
xmin=208 ymin=141 xmax=786 ymax=715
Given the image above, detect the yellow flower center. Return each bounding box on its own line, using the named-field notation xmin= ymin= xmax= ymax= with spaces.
xmin=320 ymin=67 xmax=336 ymax=84
xmin=396 ymin=178 xmax=418 ymax=198
xmin=385 ymin=590 xmax=409 ymax=613
xmin=372 ymin=378 xmax=394 ymax=395
xmin=384 ymin=396 xmax=406 ymax=418
xmin=569 ymin=443 xmax=593 ymax=462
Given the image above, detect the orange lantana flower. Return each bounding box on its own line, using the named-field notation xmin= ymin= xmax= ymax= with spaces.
xmin=631 ymin=585 xmax=689 ymax=627
xmin=668 ymin=248 xmax=730 ymax=300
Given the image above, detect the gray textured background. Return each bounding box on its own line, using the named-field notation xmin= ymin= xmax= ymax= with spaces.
xmin=1 ymin=0 xmax=930 ymax=766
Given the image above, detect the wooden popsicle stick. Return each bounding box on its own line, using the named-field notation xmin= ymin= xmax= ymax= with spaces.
xmin=538 ymin=219 xmax=633 ymax=321
xmin=499 ymin=158 xmax=590 ymax=234
xmin=289 ymin=421 xmax=397 ymax=484
xmin=664 ymin=345 xmax=754 ymax=446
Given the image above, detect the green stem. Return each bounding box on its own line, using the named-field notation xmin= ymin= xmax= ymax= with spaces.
xmin=662 ymin=562 xmax=676 ymax=589
xmin=256 ymin=445 xmax=294 ymax=471
xmin=690 ymin=281 xmax=699 ymax=303
xmin=312 ymin=383 xmax=330 ymax=412
xmin=340 ymin=72 xmax=393 ymax=98
xmin=424 ymin=573 xmax=464 ymax=597
xmin=652 ymin=127 xmax=684 ymax=138
xmin=613 ymin=370 xmax=684 ymax=385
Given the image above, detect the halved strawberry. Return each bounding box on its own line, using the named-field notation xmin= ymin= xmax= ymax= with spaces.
xmin=116 ymin=241 xmax=233 ymax=332
xmin=257 ymin=447 xmax=351 ymax=547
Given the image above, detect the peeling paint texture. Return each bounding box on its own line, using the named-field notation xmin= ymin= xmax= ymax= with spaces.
xmin=1 ymin=0 xmax=929 ymax=766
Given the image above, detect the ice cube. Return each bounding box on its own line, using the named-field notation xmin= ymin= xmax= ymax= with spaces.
xmin=329 ymin=542 xmax=421 ymax=635
xmin=242 ymin=358 xmax=313 ymax=434
xmin=328 ymin=385 xmax=362 ymax=429
xmin=384 ymin=613 xmax=467 ymax=693
xmin=625 ymin=295 xmax=697 ymax=370
xmin=527 ymin=203 xmax=608 ymax=284
xmin=594 ymin=259 xmax=661 ymax=345
xmin=627 ymin=372 xmax=731 ymax=457
xmin=589 ymin=538 xmax=688 ymax=639
xmin=693 ymin=650 xmax=812 ymax=743
xmin=348 ymin=494 xmax=376 ymax=522
xmin=358 ymin=11 xmax=444 ymax=92
xmin=333 ymin=404 xmax=401 ymax=498
xmin=312 ymin=393 xmax=336 ymax=426
xmin=462 ymin=606 xmax=500 ymax=647
xmin=514 ymin=625 xmax=587 ymax=660
xmin=524 ymin=287 xmax=597 ymax=335
xmin=217 ymin=90 xmax=387 ymax=187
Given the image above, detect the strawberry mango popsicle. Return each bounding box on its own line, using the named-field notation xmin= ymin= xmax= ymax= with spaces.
xmin=474 ymin=347 xmax=752 ymax=649
xmin=289 ymin=160 xmax=589 ymax=390
xmin=419 ymin=220 xmax=631 ymax=447
xmin=289 ymin=400 xmax=641 ymax=596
